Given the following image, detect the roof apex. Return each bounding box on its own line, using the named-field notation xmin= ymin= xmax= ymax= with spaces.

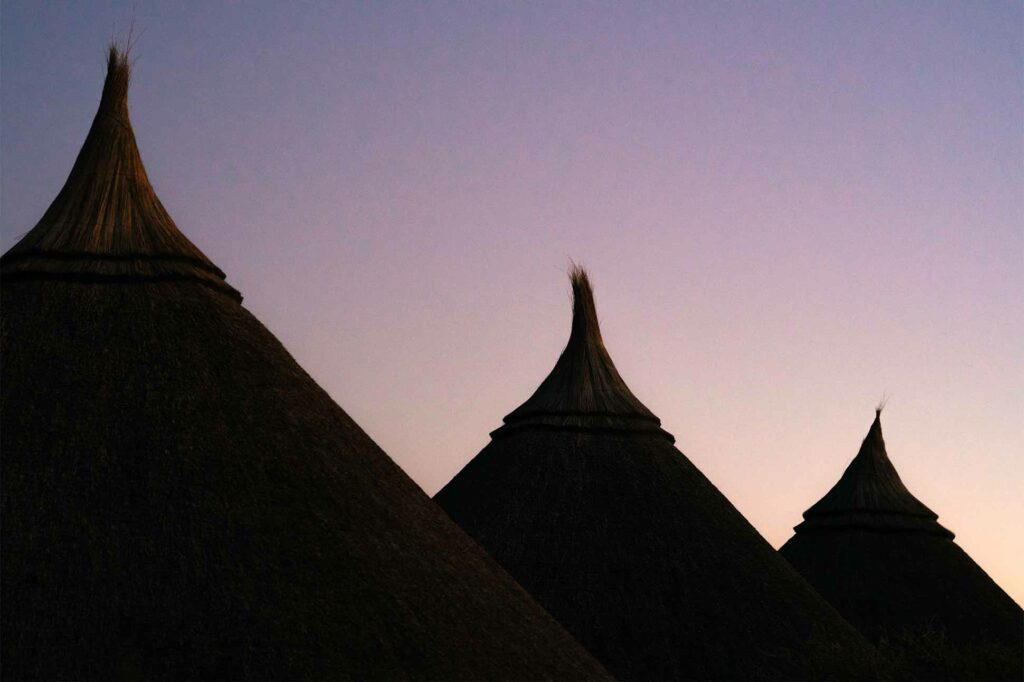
xmin=796 ymin=409 xmax=953 ymax=538
xmin=501 ymin=266 xmax=666 ymax=436
xmin=1 ymin=45 xmax=239 ymax=300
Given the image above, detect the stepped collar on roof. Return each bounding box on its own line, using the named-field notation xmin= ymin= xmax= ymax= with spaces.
xmin=494 ymin=267 xmax=673 ymax=442
xmin=0 ymin=46 xmax=240 ymax=302
xmin=795 ymin=410 xmax=953 ymax=538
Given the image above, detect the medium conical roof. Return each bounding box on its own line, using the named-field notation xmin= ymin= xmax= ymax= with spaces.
xmin=780 ymin=411 xmax=1022 ymax=680
xmin=795 ymin=410 xmax=953 ymax=537
xmin=436 ymin=269 xmax=886 ymax=681
xmin=0 ymin=47 xmax=609 ymax=681
xmin=499 ymin=267 xmax=666 ymax=436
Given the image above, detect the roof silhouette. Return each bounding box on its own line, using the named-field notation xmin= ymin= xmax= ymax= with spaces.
xmin=436 ymin=268 xmax=887 ymax=681
xmin=795 ymin=409 xmax=953 ymax=536
xmin=501 ymin=266 xmax=662 ymax=432
xmin=780 ymin=411 xmax=1023 ymax=680
xmin=0 ymin=46 xmax=609 ymax=681
xmin=1 ymin=47 xmax=238 ymax=300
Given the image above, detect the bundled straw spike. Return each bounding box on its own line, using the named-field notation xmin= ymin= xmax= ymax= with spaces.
xmin=101 ymin=44 xmax=132 ymax=119
xmin=568 ymin=264 xmax=604 ymax=347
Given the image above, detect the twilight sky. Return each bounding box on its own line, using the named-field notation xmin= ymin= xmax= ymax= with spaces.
xmin=2 ymin=1 xmax=1021 ymax=604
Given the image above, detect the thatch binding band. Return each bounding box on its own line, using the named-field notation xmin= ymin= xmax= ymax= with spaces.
xmin=491 ymin=420 xmax=676 ymax=442
xmin=1 ymin=270 xmax=243 ymax=302
xmin=1 ymin=248 xmax=228 ymax=279
xmin=795 ymin=521 xmax=955 ymax=537
xmin=506 ymin=408 xmax=662 ymax=422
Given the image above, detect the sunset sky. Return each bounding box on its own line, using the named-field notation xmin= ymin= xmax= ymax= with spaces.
xmin=2 ymin=1 xmax=1021 ymax=605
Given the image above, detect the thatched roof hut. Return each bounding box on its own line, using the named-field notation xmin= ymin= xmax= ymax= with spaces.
xmin=435 ymin=268 xmax=887 ymax=681
xmin=0 ymin=46 xmax=611 ymax=681
xmin=779 ymin=410 xmax=1023 ymax=680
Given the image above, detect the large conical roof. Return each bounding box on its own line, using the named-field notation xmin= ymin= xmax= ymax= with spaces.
xmin=436 ymin=269 xmax=886 ymax=681
xmin=780 ymin=411 xmax=1022 ymax=680
xmin=0 ymin=47 xmax=609 ymax=681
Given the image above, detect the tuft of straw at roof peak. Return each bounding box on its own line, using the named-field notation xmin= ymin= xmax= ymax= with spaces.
xmin=866 ymin=409 xmax=885 ymax=444
xmin=568 ymin=263 xmax=603 ymax=345
xmin=101 ymin=43 xmax=132 ymax=118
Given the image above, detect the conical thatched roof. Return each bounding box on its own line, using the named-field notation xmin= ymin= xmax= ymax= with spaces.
xmin=0 ymin=47 xmax=610 ymax=681
xmin=500 ymin=269 xmax=663 ymax=434
xmin=435 ymin=268 xmax=887 ymax=681
xmin=780 ymin=412 xmax=1023 ymax=680
xmin=794 ymin=409 xmax=953 ymax=537
xmin=1 ymin=47 xmax=239 ymax=301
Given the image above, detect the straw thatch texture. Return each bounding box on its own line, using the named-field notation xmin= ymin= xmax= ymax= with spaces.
xmin=780 ymin=413 xmax=1023 ymax=681
xmin=0 ymin=47 xmax=611 ymax=681
xmin=436 ymin=269 xmax=888 ymax=681
xmin=793 ymin=411 xmax=953 ymax=537
xmin=0 ymin=47 xmax=239 ymax=301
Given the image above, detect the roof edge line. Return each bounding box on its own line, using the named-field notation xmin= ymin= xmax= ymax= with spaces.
xmin=504 ymin=408 xmax=662 ymax=424
xmin=2 ymin=249 xmax=227 ymax=279
xmin=804 ymin=508 xmax=940 ymax=521
xmin=1 ymin=270 xmax=242 ymax=302
xmin=793 ymin=522 xmax=955 ymax=540
xmin=491 ymin=421 xmax=676 ymax=443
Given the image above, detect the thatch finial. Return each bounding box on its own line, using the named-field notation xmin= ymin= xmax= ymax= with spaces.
xmin=0 ymin=39 xmax=241 ymax=302
xmin=497 ymin=263 xmax=663 ymax=432
xmin=100 ymin=43 xmax=132 ymax=120
xmin=568 ymin=263 xmax=604 ymax=347
xmin=793 ymin=404 xmax=952 ymax=539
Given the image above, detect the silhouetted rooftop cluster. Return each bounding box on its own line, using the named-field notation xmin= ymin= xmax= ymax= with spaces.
xmin=2 ymin=45 xmax=1020 ymax=681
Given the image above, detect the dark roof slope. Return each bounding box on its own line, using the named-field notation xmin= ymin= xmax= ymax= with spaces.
xmin=436 ymin=269 xmax=887 ymax=681
xmin=780 ymin=412 xmax=1022 ymax=680
xmin=0 ymin=47 xmax=609 ymax=681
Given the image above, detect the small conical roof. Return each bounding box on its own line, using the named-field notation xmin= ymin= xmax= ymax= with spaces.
xmin=780 ymin=410 xmax=1022 ymax=679
xmin=1 ymin=47 xmax=609 ymax=681
xmin=1 ymin=47 xmax=239 ymax=301
xmin=499 ymin=267 xmax=667 ymax=437
xmin=795 ymin=410 xmax=953 ymax=537
xmin=437 ymin=269 xmax=886 ymax=681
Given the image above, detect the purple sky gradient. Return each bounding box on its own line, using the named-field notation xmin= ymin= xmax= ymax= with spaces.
xmin=3 ymin=1 xmax=1021 ymax=604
